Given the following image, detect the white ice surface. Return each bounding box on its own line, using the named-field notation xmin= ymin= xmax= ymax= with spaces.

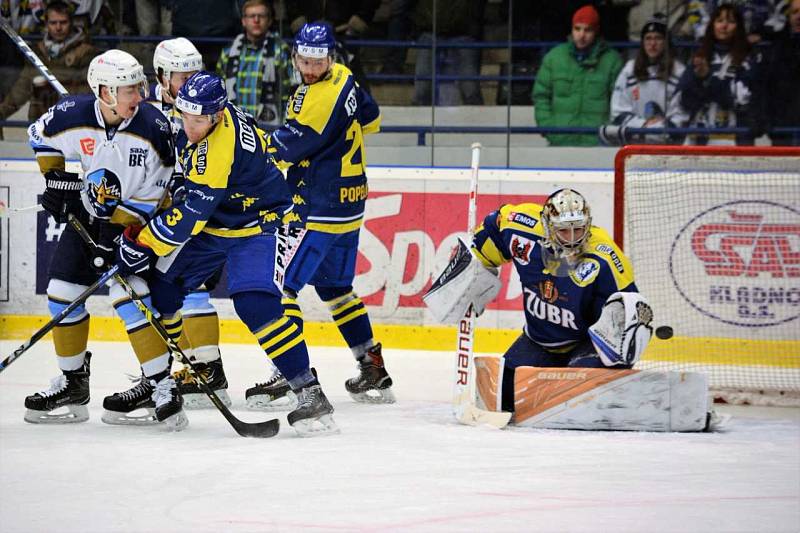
xmin=0 ymin=340 xmax=798 ymax=533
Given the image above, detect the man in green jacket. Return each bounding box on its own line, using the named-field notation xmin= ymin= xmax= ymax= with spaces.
xmin=533 ymin=5 xmax=622 ymax=146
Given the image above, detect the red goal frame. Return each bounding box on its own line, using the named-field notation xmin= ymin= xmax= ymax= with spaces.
xmin=613 ymin=145 xmax=800 ymax=248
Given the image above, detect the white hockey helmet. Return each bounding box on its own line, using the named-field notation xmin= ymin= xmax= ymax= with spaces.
xmin=153 ymin=37 xmax=203 ymax=84
xmin=541 ymin=188 xmax=592 ymax=259
xmin=87 ymin=49 xmax=147 ymax=106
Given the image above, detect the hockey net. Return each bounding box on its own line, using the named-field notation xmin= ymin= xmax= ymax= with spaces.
xmin=615 ymin=145 xmax=800 ymax=405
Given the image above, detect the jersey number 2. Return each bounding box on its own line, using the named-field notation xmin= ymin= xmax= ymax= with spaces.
xmin=341 ymin=121 xmax=365 ymax=178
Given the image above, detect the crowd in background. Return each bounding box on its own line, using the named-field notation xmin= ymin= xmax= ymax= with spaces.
xmin=1 ymin=0 xmax=798 ymax=146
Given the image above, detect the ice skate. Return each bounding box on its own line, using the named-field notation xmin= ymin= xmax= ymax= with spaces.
xmin=172 ymin=358 xmax=231 ymax=409
xmin=151 ymin=375 xmax=188 ymax=431
xmin=246 ymin=368 xmax=318 ymax=411
xmin=345 ymin=344 xmax=396 ymax=404
xmin=287 ymin=383 xmax=339 ymax=437
xmin=101 ymin=373 xmax=157 ymax=425
xmin=24 ymin=353 xmax=91 ymax=424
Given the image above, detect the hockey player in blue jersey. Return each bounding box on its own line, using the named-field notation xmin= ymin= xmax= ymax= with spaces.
xmin=24 ymin=49 xmax=186 ymax=428
xmin=426 ymin=189 xmax=654 ymax=413
xmin=115 ymin=72 xmax=339 ymax=436
xmin=247 ymin=22 xmax=392 ymax=409
xmin=146 ymin=37 xmax=232 ymax=408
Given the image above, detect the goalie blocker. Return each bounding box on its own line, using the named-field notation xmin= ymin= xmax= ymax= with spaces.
xmin=423 ymin=238 xmax=502 ymax=323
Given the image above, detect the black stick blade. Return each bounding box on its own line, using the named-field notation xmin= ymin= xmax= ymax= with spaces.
xmin=233 ymin=417 xmax=280 ymax=438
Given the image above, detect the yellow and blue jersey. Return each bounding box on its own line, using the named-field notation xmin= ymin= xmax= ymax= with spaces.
xmin=473 ymin=202 xmax=638 ymax=350
xmin=139 ymin=102 xmax=294 ymax=256
xmin=268 ymin=62 xmax=380 ymax=234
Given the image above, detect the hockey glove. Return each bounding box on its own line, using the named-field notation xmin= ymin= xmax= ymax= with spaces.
xmin=90 ymin=222 xmax=123 ymax=273
xmin=116 ymin=225 xmax=156 ymax=276
xmin=42 ymin=170 xmax=85 ymax=223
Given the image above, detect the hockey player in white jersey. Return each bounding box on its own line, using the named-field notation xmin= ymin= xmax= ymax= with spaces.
xmin=25 ymin=49 xmax=187 ymax=430
xmin=600 ymin=16 xmax=688 ymax=145
xmin=132 ymin=37 xmax=231 ymax=408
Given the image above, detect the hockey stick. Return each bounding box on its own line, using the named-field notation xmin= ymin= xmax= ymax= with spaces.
xmin=0 ymin=18 xmax=69 ymax=97
xmin=452 ymin=143 xmax=512 ymax=428
xmin=0 ymin=265 xmax=119 ymax=374
xmin=68 ymin=215 xmax=280 ymax=438
xmin=0 ymin=201 xmax=43 ymax=218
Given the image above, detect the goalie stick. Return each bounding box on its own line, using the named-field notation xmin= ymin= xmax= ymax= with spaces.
xmin=0 ymin=265 xmax=119 ymax=374
xmin=452 ymin=143 xmax=512 ymax=428
xmin=68 ymin=215 xmax=280 ymax=438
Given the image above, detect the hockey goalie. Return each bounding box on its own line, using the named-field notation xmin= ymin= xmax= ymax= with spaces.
xmin=424 ymin=188 xmax=716 ymax=432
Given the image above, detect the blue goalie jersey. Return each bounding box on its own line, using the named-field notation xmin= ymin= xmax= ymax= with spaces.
xmin=268 ymin=62 xmax=381 ymax=234
xmin=473 ymin=202 xmax=639 ymax=350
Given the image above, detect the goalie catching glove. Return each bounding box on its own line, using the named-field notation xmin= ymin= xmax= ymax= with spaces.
xmin=588 ymin=291 xmax=654 ymax=367
xmin=423 ymin=238 xmax=502 ymax=324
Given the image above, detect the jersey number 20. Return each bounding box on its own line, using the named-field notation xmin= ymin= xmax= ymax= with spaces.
xmin=341 ymin=120 xmax=365 ymax=178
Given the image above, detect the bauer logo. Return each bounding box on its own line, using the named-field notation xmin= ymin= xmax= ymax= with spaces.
xmin=669 ymin=200 xmax=800 ymax=327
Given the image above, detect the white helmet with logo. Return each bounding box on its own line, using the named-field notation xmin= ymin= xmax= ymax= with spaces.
xmin=541 ymin=188 xmax=592 ymax=260
xmin=87 ymin=49 xmax=147 ymax=107
xmin=153 ymin=37 xmax=203 ymax=84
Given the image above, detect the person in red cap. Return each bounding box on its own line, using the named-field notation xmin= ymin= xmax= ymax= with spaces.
xmin=533 ymin=4 xmax=622 ymax=146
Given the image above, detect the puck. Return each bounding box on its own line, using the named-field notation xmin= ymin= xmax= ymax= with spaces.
xmin=655 ymin=326 xmax=673 ymax=340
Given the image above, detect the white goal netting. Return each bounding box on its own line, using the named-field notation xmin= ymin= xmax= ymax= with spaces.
xmin=615 ymin=146 xmax=800 ymax=404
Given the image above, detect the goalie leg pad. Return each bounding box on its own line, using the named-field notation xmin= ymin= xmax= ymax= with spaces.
xmin=588 ymin=291 xmax=653 ymax=367
xmin=423 ymin=238 xmax=501 ymax=324
xmin=474 ymin=356 xmax=505 ymax=413
xmin=512 ymin=366 xmax=709 ymax=432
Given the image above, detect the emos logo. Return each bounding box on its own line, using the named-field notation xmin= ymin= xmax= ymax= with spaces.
xmin=670 ymin=200 xmax=800 ymax=327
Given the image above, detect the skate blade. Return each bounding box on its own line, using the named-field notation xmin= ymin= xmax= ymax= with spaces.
xmin=291 ymin=414 xmax=341 ymax=437
xmin=162 ymin=410 xmax=189 ymax=432
xmin=245 ymin=391 xmax=297 ymax=411
xmin=24 ymin=405 xmax=89 ymax=424
xmin=183 ymin=390 xmax=232 ymax=409
xmin=101 ymin=408 xmax=158 ymax=426
xmin=348 ymin=387 xmax=396 ymax=404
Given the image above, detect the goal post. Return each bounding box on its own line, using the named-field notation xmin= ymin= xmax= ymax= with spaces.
xmin=614 ymin=145 xmax=800 ymax=405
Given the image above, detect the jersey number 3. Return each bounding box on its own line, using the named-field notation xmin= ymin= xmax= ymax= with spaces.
xmin=341 ymin=120 xmax=365 ymax=178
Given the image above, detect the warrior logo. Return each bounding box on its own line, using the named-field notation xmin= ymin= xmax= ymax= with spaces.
xmin=85 ymin=168 xmax=122 ymax=218
xmin=670 ymin=200 xmax=800 ymax=327
xmin=510 ymin=235 xmax=534 ymax=265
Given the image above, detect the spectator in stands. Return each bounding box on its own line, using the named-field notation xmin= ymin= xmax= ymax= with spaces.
xmin=766 ymin=0 xmax=800 ymax=145
xmin=412 ymin=0 xmax=486 ymax=106
xmin=286 ymin=0 xmax=379 ymax=90
xmin=601 ymin=15 xmax=688 ymax=145
xmin=532 ymin=4 xmax=622 ymax=146
xmin=0 ymin=1 xmax=97 ymax=136
xmin=136 ymin=0 xmax=172 ymax=36
xmin=676 ymin=3 xmax=762 ymax=145
xmin=685 ymin=1 xmax=787 ymax=43
xmin=172 ymin=0 xmax=240 ymax=68
xmin=216 ymin=0 xmax=293 ymax=124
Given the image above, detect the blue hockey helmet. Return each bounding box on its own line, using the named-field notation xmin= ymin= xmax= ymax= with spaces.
xmin=175 ymin=71 xmax=227 ymax=116
xmin=294 ymin=22 xmax=335 ymax=58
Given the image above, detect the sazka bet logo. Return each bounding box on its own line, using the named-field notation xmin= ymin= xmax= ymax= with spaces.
xmin=670 ymin=200 xmax=800 ymax=327
xmin=85 ymin=168 xmax=122 ymax=219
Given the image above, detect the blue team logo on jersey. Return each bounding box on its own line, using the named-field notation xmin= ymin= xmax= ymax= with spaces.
xmin=85 ymin=168 xmax=122 ymax=218
xmin=569 ymin=258 xmax=600 ymax=286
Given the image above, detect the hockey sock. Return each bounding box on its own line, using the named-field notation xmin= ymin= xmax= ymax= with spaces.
xmin=47 ymin=280 xmax=90 ymax=369
xmin=112 ymin=289 xmax=170 ymax=373
xmin=233 ymin=291 xmax=310 ymax=383
xmin=181 ymin=291 xmax=222 ymax=363
xmin=281 ymin=296 xmax=304 ymax=332
xmin=317 ymin=289 xmax=374 ymax=353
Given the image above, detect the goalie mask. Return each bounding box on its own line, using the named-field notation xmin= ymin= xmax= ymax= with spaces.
xmin=540 ymin=189 xmax=592 ymax=270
